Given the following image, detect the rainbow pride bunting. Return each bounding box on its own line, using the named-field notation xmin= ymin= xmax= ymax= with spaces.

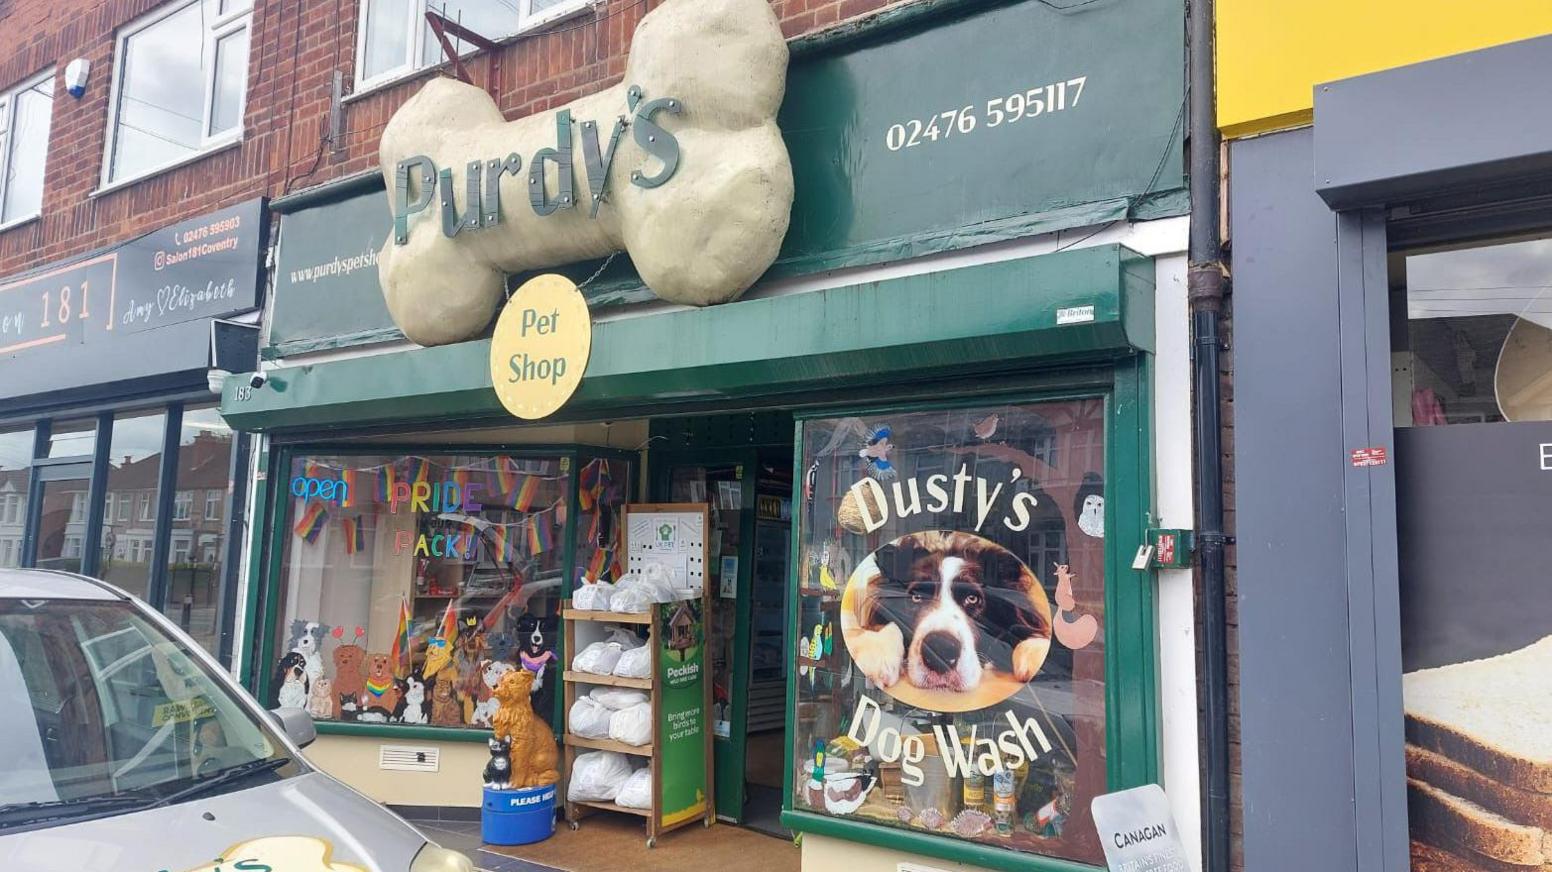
xmin=378 ymin=464 xmax=397 ymax=503
xmin=410 ymin=457 xmax=432 ymax=486
xmin=497 ymin=456 xmax=519 ymax=497
xmin=453 ymin=467 xmax=471 ymax=502
xmin=578 ymin=460 xmax=600 ymax=511
xmin=341 ymin=468 xmax=360 ymax=507
xmin=489 ymin=525 xmax=510 ymax=563
xmin=514 ymin=476 xmax=540 ymax=512
xmin=586 ymin=546 xmax=610 ymax=582
xmin=389 ymin=595 xmax=411 ymax=678
xmin=294 ymin=501 xmax=328 ymax=543
xmin=527 ymin=515 xmax=554 ymax=555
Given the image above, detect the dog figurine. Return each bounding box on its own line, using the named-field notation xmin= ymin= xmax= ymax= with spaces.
xmin=843 ymin=531 xmax=1052 ymax=692
xmin=400 ymin=676 xmax=428 ymax=725
xmin=483 ymin=736 xmax=513 ymax=789
xmin=472 ymin=659 xmax=515 ymax=727
xmin=360 ymin=652 xmax=402 ymax=716
xmin=286 ymin=620 xmax=328 ymax=691
xmin=491 ymin=670 xmax=559 ymax=788
xmin=274 ymin=652 xmax=309 ymax=709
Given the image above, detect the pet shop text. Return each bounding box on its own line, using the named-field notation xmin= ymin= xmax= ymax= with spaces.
xmin=847 ymin=695 xmax=1055 ymax=785
xmin=848 ymin=464 xmax=1041 ymax=534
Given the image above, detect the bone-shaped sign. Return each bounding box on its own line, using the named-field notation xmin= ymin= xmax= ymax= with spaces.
xmin=377 ymin=0 xmax=794 ymax=347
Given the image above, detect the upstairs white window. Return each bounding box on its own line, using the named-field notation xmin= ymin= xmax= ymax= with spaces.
xmin=356 ymin=0 xmax=590 ymax=89
xmin=0 ymin=71 xmax=53 ymax=227
xmin=105 ymin=0 xmax=253 ymax=186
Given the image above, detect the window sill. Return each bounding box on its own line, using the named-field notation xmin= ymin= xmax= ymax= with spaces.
xmin=91 ymin=135 xmax=244 ymax=199
xmin=313 ymin=719 xmax=492 ymax=743
xmin=0 ymin=213 xmax=40 ymax=236
xmin=347 ymin=0 xmax=598 ymax=105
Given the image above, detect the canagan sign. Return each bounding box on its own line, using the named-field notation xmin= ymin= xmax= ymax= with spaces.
xmin=377 ymin=0 xmax=795 ymax=347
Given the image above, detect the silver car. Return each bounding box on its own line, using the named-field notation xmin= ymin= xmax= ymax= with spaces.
xmin=0 ymin=569 xmax=473 ymax=872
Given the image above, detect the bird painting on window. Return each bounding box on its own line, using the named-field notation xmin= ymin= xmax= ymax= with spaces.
xmin=858 ymin=426 xmax=896 ymax=479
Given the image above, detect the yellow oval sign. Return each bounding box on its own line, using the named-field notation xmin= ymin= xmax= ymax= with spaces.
xmin=489 ymin=274 xmax=592 ymax=420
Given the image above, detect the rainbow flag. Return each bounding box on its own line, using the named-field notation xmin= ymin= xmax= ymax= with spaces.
xmin=341 ymin=468 xmax=360 ymax=507
xmin=578 ymin=460 xmax=600 ymax=511
xmin=453 ymin=467 xmax=471 ymax=504
xmin=378 ymin=464 xmax=397 ymax=503
xmin=489 ymin=524 xmax=510 ymax=563
xmin=610 ymin=551 xmax=626 ymax=582
xmin=513 ymin=476 xmax=540 ymax=512
xmin=410 ymin=457 xmax=432 ymax=486
xmin=527 ymin=515 xmax=554 ymax=555
xmin=389 ymin=595 xmax=411 ymax=678
xmin=585 ymin=508 xmax=602 ymax=545
xmin=495 ymin=457 xmax=517 ymax=498
xmin=303 ymin=460 xmax=320 ymax=479
xmin=586 ymin=546 xmax=610 ymax=582
xmin=341 ymin=518 xmax=364 ymax=554
xmin=294 ymin=501 xmax=328 ymax=543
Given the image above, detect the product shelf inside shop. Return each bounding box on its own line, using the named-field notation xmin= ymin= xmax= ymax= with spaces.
xmin=572 ymin=799 xmax=651 ymax=818
xmin=561 ymin=608 xmax=653 ymax=625
xmin=562 ymin=670 xmax=653 ymax=690
xmin=563 ymin=733 xmax=653 ymax=756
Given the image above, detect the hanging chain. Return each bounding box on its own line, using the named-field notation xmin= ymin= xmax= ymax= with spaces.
xmin=578 ymin=251 xmax=620 ymax=289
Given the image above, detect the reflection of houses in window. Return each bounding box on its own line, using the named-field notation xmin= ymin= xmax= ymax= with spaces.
xmin=0 ymin=469 xmax=27 ymax=567
xmin=173 ymin=491 xmax=193 ymax=521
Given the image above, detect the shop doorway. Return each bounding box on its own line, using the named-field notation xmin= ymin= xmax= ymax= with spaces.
xmin=652 ymin=418 xmax=794 ymax=837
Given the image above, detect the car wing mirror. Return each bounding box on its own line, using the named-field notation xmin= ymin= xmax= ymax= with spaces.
xmin=271 ymin=706 xmax=317 ymax=749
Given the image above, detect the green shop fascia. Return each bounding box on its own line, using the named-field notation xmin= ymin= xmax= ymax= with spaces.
xmin=222 ymin=1 xmax=1185 ymax=870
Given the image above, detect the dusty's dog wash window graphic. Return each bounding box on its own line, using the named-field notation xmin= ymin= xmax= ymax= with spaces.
xmin=795 ymin=403 xmax=1107 ymax=865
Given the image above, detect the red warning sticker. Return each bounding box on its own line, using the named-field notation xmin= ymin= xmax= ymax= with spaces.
xmin=1350 ymin=447 xmax=1388 ymax=468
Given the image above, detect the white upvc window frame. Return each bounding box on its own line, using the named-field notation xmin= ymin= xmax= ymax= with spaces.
xmin=0 ymin=68 xmax=55 ymax=231
xmin=353 ymin=0 xmax=593 ymax=94
xmin=100 ymin=0 xmax=253 ymax=190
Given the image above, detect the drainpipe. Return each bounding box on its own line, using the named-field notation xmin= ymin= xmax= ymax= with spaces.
xmin=1187 ymin=0 xmax=1230 ymax=870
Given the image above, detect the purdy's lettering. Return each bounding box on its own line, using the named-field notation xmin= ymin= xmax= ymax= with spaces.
xmin=393 ymin=86 xmax=684 ymax=242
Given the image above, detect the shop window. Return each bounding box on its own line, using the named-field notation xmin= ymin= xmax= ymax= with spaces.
xmin=0 ymin=426 xmax=29 ymax=568
xmin=47 ymin=418 xmax=95 ymax=458
xmin=105 ymin=0 xmax=251 ymax=185
xmin=1391 ymin=233 xmax=1552 ymax=426
xmin=0 ymin=70 xmax=53 ymax=226
xmin=269 ymin=451 xmax=628 ymax=732
xmin=356 ymin=0 xmax=589 ymax=88
xmin=97 ymin=409 xmax=165 ymax=600
xmin=162 ymin=406 xmax=232 ymax=652
xmin=35 ymin=480 xmax=89 ymax=573
xmin=1389 ymin=227 xmax=1552 ymax=867
xmin=794 ymin=403 xmax=1108 ymax=866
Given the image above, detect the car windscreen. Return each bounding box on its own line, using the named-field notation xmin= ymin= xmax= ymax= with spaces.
xmin=0 ymin=598 xmax=298 ymax=829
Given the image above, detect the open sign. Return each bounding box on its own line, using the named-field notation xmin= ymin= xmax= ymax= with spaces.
xmin=290 ymin=476 xmax=348 ymax=503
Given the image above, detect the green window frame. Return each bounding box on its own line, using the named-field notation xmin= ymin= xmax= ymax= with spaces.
xmin=246 ymin=442 xmax=637 ymax=742
xmin=779 ymin=360 xmax=1158 ymax=872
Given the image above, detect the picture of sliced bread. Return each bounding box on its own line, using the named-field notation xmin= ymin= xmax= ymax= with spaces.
xmin=1404 ymin=635 xmax=1552 ymax=793
xmin=1409 ymin=745 xmax=1552 ymax=830
xmin=1412 ymin=837 xmax=1552 ymax=872
xmin=1409 ymin=778 xmax=1552 ymax=866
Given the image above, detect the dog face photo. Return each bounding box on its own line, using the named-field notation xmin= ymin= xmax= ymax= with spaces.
xmin=841 ymin=531 xmax=1052 ymax=712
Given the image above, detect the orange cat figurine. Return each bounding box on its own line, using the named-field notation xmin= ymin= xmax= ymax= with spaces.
xmin=491 ymin=669 xmax=559 ymax=788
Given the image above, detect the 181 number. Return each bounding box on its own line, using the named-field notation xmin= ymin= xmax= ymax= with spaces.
xmin=38 ymin=280 xmax=92 ymax=328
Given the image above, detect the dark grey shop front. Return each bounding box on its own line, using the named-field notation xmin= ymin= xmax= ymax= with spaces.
xmin=1233 ymin=35 xmax=1552 ymax=872
xmin=0 ymin=199 xmax=267 ymax=664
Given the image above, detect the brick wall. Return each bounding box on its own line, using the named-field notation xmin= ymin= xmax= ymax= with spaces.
xmin=0 ymin=0 xmax=909 ymax=279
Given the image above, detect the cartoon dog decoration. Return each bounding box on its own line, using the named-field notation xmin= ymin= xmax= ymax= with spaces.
xmin=274 ymin=652 xmax=309 ymax=710
xmin=286 ymin=620 xmax=329 ymax=691
xmin=332 ymin=642 xmax=367 ymax=718
xmin=491 ymin=669 xmax=559 ymax=788
xmin=515 ymin=612 xmax=558 ymax=693
xmin=375 ymin=0 xmax=793 ymax=345
xmin=400 ymin=675 xmax=428 ymax=725
xmin=430 ymin=678 xmax=463 ymax=726
xmin=472 ymin=659 xmax=516 ymax=728
xmin=360 ymin=652 xmax=402 ymax=717
xmin=843 ymin=531 xmax=1052 ymax=693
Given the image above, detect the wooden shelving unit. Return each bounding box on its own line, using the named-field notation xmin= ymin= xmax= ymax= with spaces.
xmin=559 ymin=502 xmax=714 ymax=848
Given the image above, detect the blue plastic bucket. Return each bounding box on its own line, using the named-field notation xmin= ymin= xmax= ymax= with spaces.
xmin=481 ymin=784 xmax=558 ymax=846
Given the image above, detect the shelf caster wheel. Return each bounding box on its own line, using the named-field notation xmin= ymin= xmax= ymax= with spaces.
xmin=568 ymin=821 xmax=580 ymax=831
xmin=704 ymin=818 xmax=713 ymax=828
xmin=647 ymin=837 xmax=657 ymax=849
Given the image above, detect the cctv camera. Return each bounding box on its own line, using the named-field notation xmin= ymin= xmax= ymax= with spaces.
xmin=248 ymin=372 xmax=268 ymax=390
